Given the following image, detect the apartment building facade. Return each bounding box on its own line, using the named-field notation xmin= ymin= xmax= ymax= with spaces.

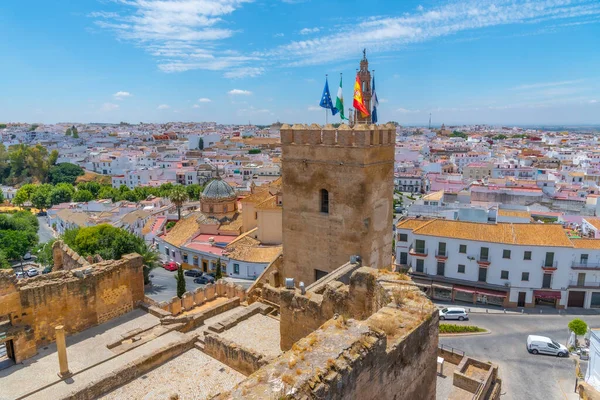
xmin=396 ymin=218 xmax=600 ymax=309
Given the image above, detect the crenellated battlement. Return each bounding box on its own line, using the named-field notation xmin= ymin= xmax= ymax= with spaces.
xmin=280 ymin=123 xmax=395 ymax=147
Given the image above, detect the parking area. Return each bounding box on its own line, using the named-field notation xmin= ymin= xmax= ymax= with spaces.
xmin=439 ymin=313 xmax=600 ymax=400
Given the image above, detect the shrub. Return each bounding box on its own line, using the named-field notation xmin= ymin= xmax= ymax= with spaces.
xmin=439 ymin=324 xmax=485 ymax=334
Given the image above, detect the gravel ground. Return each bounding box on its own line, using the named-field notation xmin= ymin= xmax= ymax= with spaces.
xmin=99 ymin=348 xmax=245 ymax=400
xmin=219 ymin=314 xmax=282 ymax=359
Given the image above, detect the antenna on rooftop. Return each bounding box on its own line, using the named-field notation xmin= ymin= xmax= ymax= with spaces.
xmin=429 ymin=113 xmax=432 ymax=130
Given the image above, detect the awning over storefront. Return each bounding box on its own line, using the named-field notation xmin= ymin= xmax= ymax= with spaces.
xmin=453 ymin=285 xmax=507 ymax=297
xmin=475 ymin=288 xmax=507 ymax=298
xmin=533 ymin=290 xmax=562 ymax=299
xmin=454 ymin=285 xmax=476 ymax=294
xmin=432 ymin=282 xmax=453 ymax=290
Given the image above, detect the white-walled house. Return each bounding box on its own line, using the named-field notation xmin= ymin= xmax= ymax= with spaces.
xmin=395 ymin=218 xmax=600 ymax=309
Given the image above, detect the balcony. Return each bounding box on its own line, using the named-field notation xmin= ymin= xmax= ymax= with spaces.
xmin=409 ymin=247 xmax=428 ymax=257
xmin=477 ymin=256 xmax=491 ymax=266
xmin=571 ymin=261 xmax=600 ymax=270
xmin=435 ymin=249 xmax=448 ymax=260
xmin=569 ymin=280 xmax=600 ymax=288
xmin=541 ymin=261 xmax=558 ymax=271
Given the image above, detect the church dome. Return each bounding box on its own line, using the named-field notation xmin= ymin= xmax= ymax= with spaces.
xmin=202 ymin=178 xmax=236 ymax=201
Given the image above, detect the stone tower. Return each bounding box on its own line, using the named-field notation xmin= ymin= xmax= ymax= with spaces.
xmin=355 ymin=49 xmax=372 ymax=125
xmin=281 ymin=123 xmax=395 ymax=285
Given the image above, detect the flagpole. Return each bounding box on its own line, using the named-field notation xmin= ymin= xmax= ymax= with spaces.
xmin=325 ymin=74 xmax=328 ymax=125
xmin=340 ymin=72 xmax=343 ymax=122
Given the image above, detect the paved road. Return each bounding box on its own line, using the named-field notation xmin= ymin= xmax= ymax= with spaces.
xmin=439 ymin=314 xmax=600 ymax=400
xmin=145 ymin=268 xmax=255 ymax=302
xmin=145 ymin=267 xmax=207 ymax=303
xmin=37 ymin=216 xmax=55 ymax=244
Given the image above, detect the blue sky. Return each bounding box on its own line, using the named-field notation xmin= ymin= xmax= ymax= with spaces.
xmin=1 ymin=0 xmax=599 ymax=126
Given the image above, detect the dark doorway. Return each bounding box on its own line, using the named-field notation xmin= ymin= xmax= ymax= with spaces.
xmin=399 ymin=252 xmax=407 ymax=265
xmin=568 ymin=291 xmax=585 ymax=308
xmin=518 ymin=292 xmax=526 ymax=307
xmin=478 ymin=267 xmax=487 ymax=283
xmin=202 ymin=261 xmax=208 ymax=272
xmin=437 ymin=262 xmax=445 ymax=276
xmin=315 ymin=269 xmax=328 ymax=282
xmin=542 ymin=273 xmax=552 ymax=289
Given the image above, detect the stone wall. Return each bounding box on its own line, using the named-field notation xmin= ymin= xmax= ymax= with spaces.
xmin=157 ymin=280 xmax=246 ymax=316
xmin=215 ymin=267 xmax=439 ymax=400
xmin=52 ymin=240 xmax=90 ymax=271
xmin=0 ymin=251 xmax=144 ymax=362
xmin=204 ymin=332 xmax=268 ymax=376
xmin=281 ymin=123 xmax=395 ymax=286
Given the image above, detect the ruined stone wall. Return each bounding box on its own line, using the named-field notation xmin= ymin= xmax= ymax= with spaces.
xmin=0 ymin=252 xmax=144 ymax=361
xmin=157 ymin=280 xmax=246 ymax=316
xmin=281 ymin=124 xmax=395 ymax=285
xmin=204 ymin=332 xmax=268 ymax=376
xmin=52 ymin=240 xmax=90 ymax=271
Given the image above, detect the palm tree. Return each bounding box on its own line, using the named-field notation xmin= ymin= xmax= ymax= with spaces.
xmin=139 ymin=245 xmax=161 ymax=285
xmin=169 ymin=185 xmax=188 ymax=220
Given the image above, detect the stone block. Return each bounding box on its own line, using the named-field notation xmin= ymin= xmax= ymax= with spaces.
xmin=205 ymin=283 xmax=216 ymax=301
xmin=182 ymin=292 xmax=194 ymax=311
xmin=170 ymin=296 xmax=182 ymax=315
xmin=193 ymin=287 xmax=205 ymax=305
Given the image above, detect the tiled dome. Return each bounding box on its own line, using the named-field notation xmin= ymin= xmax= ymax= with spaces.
xmin=201 ymin=178 xmax=236 ymax=201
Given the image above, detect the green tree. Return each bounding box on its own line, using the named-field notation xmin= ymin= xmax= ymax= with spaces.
xmin=12 ymin=183 xmax=36 ymax=207
xmin=33 ymin=239 xmax=56 ymax=267
xmin=169 ymin=185 xmax=189 ymax=220
xmin=48 ymin=163 xmax=84 ymax=185
xmin=78 ymin=181 xmax=101 ymax=197
xmin=248 ymin=149 xmax=261 ymax=154
xmin=0 ymin=230 xmax=34 ymax=261
xmin=215 ymin=258 xmax=223 ymax=280
xmin=49 ymin=183 xmax=75 ymax=205
xmin=30 ymin=184 xmax=53 ymax=211
xmin=65 ymin=127 xmax=72 ymax=136
xmin=568 ymin=318 xmax=588 ymax=336
xmin=175 ymin=264 xmax=186 ymax=298
xmin=198 ymin=137 xmax=204 ymax=150
xmin=98 ymin=185 xmax=118 ymax=200
xmin=73 ymin=189 xmax=94 ymax=203
xmin=0 ymin=250 xmax=10 ymax=269
xmin=186 ymin=184 xmax=203 ymax=201
xmin=0 ymin=190 xmax=4 ymax=204
xmin=30 ymin=124 xmax=39 ymax=131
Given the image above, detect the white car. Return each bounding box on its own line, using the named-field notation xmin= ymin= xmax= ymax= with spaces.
xmin=527 ymin=335 xmax=569 ymax=357
xmin=439 ymin=307 xmax=469 ymax=321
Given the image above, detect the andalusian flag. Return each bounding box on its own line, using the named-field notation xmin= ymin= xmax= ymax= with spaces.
xmin=335 ymin=75 xmax=346 ymax=120
xmin=353 ymin=73 xmax=369 ymax=118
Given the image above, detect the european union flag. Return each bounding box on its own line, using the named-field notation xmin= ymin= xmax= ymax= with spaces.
xmin=319 ymin=77 xmax=338 ymax=115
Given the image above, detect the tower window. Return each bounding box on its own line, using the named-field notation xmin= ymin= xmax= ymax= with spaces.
xmin=320 ymin=189 xmax=329 ymax=214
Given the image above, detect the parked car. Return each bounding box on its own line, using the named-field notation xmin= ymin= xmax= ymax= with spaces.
xmin=439 ymin=307 xmax=469 ymax=321
xmin=23 ymin=252 xmax=32 ymax=260
xmin=193 ymin=275 xmax=215 ymax=285
xmin=526 ymin=335 xmax=569 ymax=357
xmin=42 ymin=266 xmax=53 ymax=274
xmin=184 ymin=269 xmax=203 ymax=277
xmin=163 ymin=262 xmax=178 ymax=271
xmin=26 ymin=268 xmax=39 ymax=277
xmin=15 ymin=271 xmax=25 ymax=279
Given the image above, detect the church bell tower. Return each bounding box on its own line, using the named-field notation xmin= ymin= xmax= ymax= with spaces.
xmin=355 ymin=49 xmax=372 ymax=125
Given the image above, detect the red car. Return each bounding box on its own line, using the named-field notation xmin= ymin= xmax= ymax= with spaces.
xmin=163 ymin=262 xmax=178 ymax=271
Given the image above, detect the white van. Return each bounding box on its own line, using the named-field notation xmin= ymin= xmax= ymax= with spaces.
xmin=526 ymin=335 xmax=569 ymax=357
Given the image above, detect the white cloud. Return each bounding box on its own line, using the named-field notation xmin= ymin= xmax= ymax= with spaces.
xmin=267 ymin=0 xmax=600 ymax=66
xmin=192 ymin=104 xmax=201 ymax=108
xmin=113 ymin=91 xmax=132 ymax=100
xmin=237 ymin=106 xmax=271 ymax=116
xmin=228 ymin=89 xmax=252 ymax=95
xmin=157 ymin=104 xmax=170 ymax=110
xmin=300 ymin=27 xmax=320 ymax=35
xmin=274 ymin=33 xmax=285 ymax=37
xmin=510 ymin=80 xmax=585 ymax=91
xmin=379 ymin=98 xmax=388 ymax=103
xmin=590 ymin=100 xmax=599 ymax=104
xmin=397 ymin=108 xmax=421 ymax=114
xmin=197 ymin=98 xmax=212 ymax=103
xmin=307 ymin=105 xmax=321 ymax=111
xmin=224 ymin=67 xmax=264 ymax=79
xmin=91 ymin=0 xmax=254 ymax=73
xmin=416 ymin=5 xmax=424 ymax=12
xmin=101 ymin=103 xmax=119 ymax=111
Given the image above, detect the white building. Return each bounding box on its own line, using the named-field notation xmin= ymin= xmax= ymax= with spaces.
xmin=395 ymin=218 xmax=600 ymax=309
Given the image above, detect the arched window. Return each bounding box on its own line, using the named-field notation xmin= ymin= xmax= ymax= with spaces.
xmin=320 ymin=189 xmax=329 ymax=214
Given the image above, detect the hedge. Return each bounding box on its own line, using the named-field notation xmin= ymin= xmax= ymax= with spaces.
xmin=439 ymin=324 xmax=486 ymax=334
